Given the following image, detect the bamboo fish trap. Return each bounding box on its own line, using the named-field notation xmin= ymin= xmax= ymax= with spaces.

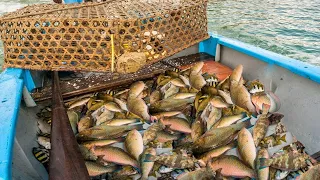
xmin=0 ymin=0 xmax=209 ymax=72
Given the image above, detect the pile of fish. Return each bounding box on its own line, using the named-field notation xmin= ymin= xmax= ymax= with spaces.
xmin=35 ymin=62 xmax=319 ymax=179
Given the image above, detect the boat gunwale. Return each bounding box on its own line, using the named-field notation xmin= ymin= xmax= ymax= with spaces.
xmin=200 ymin=33 xmax=320 ymax=84
xmin=1 ymin=33 xmax=320 ymax=179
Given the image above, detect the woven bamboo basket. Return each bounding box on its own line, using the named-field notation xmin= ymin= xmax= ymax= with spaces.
xmin=0 ymin=0 xmax=209 ymax=72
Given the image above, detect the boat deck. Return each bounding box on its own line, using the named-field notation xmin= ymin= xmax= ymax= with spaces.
xmin=31 ymin=53 xmax=233 ymax=102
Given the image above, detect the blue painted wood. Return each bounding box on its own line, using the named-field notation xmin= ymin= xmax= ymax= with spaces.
xmin=0 ymin=68 xmax=24 ymax=180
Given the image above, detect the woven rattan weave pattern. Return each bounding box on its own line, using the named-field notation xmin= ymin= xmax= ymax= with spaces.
xmin=0 ymin=0 xmax=208 ymax=72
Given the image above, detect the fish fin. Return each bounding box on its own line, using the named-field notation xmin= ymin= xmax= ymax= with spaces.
xmin=259 ymin=158 xmax=270 ymax=169
xmin=144 ymin=154 xmax=156 ymax=162
xmin=279 ymin=134 xmax=287 ymax=143
xmin=261 ymin=104 xmax=270 ymax=115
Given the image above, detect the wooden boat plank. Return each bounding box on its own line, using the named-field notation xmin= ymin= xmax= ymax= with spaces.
xmin=31 ymin=53 xmax=232 ymax=101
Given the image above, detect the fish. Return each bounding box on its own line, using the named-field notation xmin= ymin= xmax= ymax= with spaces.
xmin=298 ymin=164 xmax=320 ymax=180
xmin=77 ymin=124 xmax=142 ymax=141
xmin=217 ymin=75 xmax=230 ymax=91
xmin=37 ymin=119 xmax=51 ymax=134
xmin=201 ymin=85 xmax=219 ymax=96
xmin=81 ymin=138 xmax=124 ymax=149
xmin=209 ymin=155 xmax=256 ymax=178
xmin=150 ymin=96 xmax=195 ymax=112
xmin=127 ymin=97 xmax=151 ymax=122
xmin=256 ymin=148 xmax=269 ymax=180
xmin=170 ymin=78 xmax=187 ymax=88
xmin=163 ymin=84 xmax=180 ymax=99
xmin=87 ymin=101 xmax=104 ymax=113
xmin=78 ymin=116 xmax=93 ymax=132
xmin=37 ymin=136 xmax=51 ymax=149
xmin=85 ymin=161 xmax=117 ymax=177
xmin=259 ymin=151 xmax=310 ymax=171
xmin=218 ymin=90 xmax=233 ymax=104
xmin=113 ymin=98 xmax=128 ymax=112
xmin=68 ymin=97 xmax=90 ymax=109
xmin=140 ymin=148 xmax=156 ymax=180
xmin=190 ymin=73 xmax=206 ymax=90
xmin=253 ymin=104 xmax=270 ymax=146
xmin=199 ymin=141 xmax=237 ymax=163
xmin=213 ymin=112 xmax=247 ymax=128
xmin=166 ymin=69 xmax=180 ymax=78
xmin=95 ymin=109 xmax=115 ymax=125
xmin=176 ymin=166 xmax=215 ymax=180
xmin=230 ymin=65 xmax=256 ymax=113
xmin=268 ymin=112 xmax=284 ymax=125
xmin=152 ymin=111 xmax=182 ymax=119
xmin=190 ymin=62 xmax=204 ymax=75
xmin=259 ymin=134 xmax=287 ymax=148
xmin=252 ymin=91 xmax=281 ymax=113
xmin=209 ymin=96 xmax=230 ymax=108
xmin=237 ymin=128 xmax=256 ymax=169
xmin=195 ymin=95 xmax=212 ymax=115
xmin=149 ymin=90 xmax=161 ymax=105
xmin=191 ymin=115 xmax=204 ymax=142
xmin=79 ymin=145 xmax=97 ymax=161
xmin=144 ymin=153 xmax=198 ymax=169
xmin=104 ymin=102 xmax=123 ymax=112
xmin=112 ymin=165 xmax=138 ymax=177
xmin=91 ymin=146 xmax=139 ymax=168
xmin=143 ymin=120 xmax=165 ymax=145
xmin=193 ymin=120 xmax=252 ymax=153
xmin=172 ymin=93 xmax=196 ymax=100
xmin=179 ymin=75 xmax=190 ymax=87
xmin=102 ymin=118 xmax=140 ymax=126
xmin=128 ymin=81 xmax=145 ymax=98
xmin=32 ymin=147 xmax=49 ymax=164
xmin=200 ymin=101 xmax=222 ymax=131
xmin=155 ymin=131 xmax=180 ymax=143
xmin=162 ymin=117 xmax=192 ymax=134
xmin=125 ymin=129 xmax=143 ymax=161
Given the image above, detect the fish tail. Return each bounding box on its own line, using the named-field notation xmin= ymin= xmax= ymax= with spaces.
xmin=279 ymin=135 xmax=287 ymax=142
xmin=262 ymin=104 xmax=270 ymax=115
xmin=259 ymin=158 xmax=270 ymax=169
xmin=144 ymin=154 xmax=157 ymax=162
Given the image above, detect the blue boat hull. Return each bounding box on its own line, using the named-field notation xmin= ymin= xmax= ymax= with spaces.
xmin=1 ymin=34 xmax=320 ymax=179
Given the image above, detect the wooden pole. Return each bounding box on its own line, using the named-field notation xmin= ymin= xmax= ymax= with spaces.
xmin=49 ymin=71 xmax=90 ymax=180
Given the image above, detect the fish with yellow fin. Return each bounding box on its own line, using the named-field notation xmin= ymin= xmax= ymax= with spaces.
xmin=259 ymin=133 xmax=287 ymax=148
xmin=253 ymin=104 xmax=270 ymax=146
xmin=144 ymin=153 xmax=199 ymax=169
xmin=199 ymin=141 xmax=237 ymax=163
xmin=259 ymin=151 xmax=310 ymax=171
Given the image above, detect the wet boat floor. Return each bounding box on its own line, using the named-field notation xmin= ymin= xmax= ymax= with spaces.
xmin=31 ymin=53 xmax=232 ymax=102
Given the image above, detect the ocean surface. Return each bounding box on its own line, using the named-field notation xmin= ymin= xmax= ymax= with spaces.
xmin=0 ymin=0 xmax=319 ymax=70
